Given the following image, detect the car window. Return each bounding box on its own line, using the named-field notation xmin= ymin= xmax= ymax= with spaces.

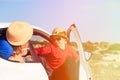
xmin=24 ymin=34 xmax=50 ymax=63
xmin=30 ymin=35 xmax=50 ymax=48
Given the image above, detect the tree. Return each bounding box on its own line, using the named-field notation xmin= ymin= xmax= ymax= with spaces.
xmin=83 ymin=41 xmax=97 ymax=53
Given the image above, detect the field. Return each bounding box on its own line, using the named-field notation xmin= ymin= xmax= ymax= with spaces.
xmin=88 ymin=50 xmax=120 ymax=80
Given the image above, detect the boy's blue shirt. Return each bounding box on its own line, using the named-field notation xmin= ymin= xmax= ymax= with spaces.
xmin=0 ymin=37 xmax=13 ymax=59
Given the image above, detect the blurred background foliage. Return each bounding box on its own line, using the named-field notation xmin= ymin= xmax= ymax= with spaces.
xmin=32 ymin=40 xmax=120 ymax=80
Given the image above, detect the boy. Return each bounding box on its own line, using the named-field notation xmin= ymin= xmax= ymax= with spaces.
xmin=35 ymin=27 xmax=79 ymax=77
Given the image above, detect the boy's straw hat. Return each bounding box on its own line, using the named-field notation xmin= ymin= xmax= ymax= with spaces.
xmin=6 ymin=21 xmax=33 ymax=46
xmin=51 ymin=27 xmax=68 ymax=40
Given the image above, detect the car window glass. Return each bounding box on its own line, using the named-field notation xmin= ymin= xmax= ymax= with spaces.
xmin=31 ymin=35 xmax=50 ymax=48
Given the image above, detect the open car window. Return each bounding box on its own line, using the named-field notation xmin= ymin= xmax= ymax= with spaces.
xmin=31 ymin=35 xmax=50 ymax=48
xmin=25 ymin=28 xmax=50 ymax=63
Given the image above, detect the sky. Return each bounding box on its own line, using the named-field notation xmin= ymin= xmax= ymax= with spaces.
xmin=0 ymin=0 xmax=120 ymax=43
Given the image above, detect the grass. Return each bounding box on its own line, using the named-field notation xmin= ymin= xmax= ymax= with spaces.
xmin=88 ymin=50 xmax=120 ymax=80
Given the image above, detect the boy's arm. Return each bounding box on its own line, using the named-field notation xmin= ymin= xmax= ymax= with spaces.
xmin=35 ymin=45 xmax=51 ymax=55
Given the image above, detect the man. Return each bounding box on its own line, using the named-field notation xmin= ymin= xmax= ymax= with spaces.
xmin=0 ymin=21 xmax=33 ymax=62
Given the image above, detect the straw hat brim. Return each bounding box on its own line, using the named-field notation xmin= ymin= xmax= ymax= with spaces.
xmin=6 ymin=21 xmax=33 ymax=46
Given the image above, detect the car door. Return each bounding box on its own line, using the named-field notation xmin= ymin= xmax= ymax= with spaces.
xmin=67 ymin=24 xmax=92 ymax=80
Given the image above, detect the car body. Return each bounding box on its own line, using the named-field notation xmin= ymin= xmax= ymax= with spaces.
xmin=0 ymin=23 xmax=92 ymax=80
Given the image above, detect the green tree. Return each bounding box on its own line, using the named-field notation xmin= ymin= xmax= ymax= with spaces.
xmin=108 ymin=43 xmax=120 ymax=50
xmin=83 ymin=41 xmax=97 ymax=53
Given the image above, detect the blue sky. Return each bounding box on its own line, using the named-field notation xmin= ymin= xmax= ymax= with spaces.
xmin=0 ymin=0 xmax=120 ymax=42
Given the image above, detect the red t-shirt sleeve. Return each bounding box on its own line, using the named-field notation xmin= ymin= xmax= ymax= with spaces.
xmin=35 ymin=45 xmax=52 ymax=55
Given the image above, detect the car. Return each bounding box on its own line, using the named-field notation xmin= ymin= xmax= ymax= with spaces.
xmin=0 ymin=23 xmax=92 ymax=80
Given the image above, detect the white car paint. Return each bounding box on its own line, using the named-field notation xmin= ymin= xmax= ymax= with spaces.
xmin=0 ymin=58 xmax=48 ymax=80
